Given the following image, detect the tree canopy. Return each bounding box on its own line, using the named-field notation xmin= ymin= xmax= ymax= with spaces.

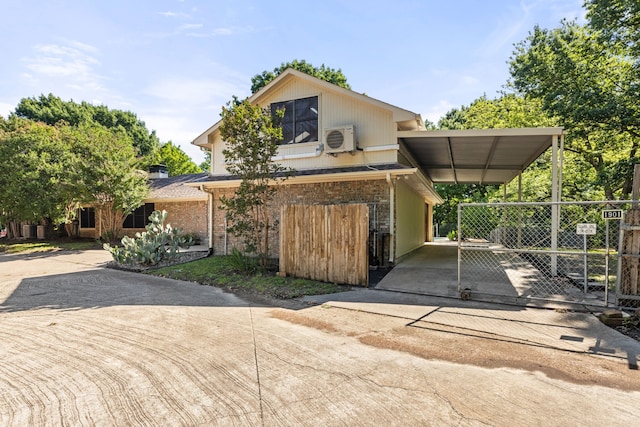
xmin=13 ymin=94 xmax=161 ymax=157
xmin=509 ymin=2 xmax=639 ymax=200
xmin=434 ymin=95 xmax=558 ymax=231
xmin=0 ymin=116 xmax=148 ymax=239
xmin=250 ymin=59 xmax=351 ymax=94
xmin=155 ymin=142 xmax=203 ymax=176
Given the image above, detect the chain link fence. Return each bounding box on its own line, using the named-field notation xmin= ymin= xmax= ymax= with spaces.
xmin=457 ymin=201 xmax=632 ymax=306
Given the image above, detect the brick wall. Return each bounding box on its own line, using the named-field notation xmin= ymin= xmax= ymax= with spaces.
xmin=155 ymin=200 xmax=208 ymax=245
xmin=211 ymin=179 xmax=391 ymax=262
xmin=77 ymin=200 xmax=209 ymax=244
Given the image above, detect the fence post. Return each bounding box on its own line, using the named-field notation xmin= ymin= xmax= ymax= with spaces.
xmin=457 ymin=203 xmax=462 ymax=293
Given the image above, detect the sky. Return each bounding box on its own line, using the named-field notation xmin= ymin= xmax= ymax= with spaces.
xmin=0 ymin=0 xmax=585 ymax=163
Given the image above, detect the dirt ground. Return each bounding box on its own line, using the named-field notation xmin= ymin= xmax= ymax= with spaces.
xmin=1 ymin=250 xmax=639 ymax=426
xmin=272 ymin=304 xmax=640 ymax=391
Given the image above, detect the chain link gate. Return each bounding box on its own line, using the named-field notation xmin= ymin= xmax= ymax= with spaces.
xmin=457 ymin=201 xmax=632 ymax=307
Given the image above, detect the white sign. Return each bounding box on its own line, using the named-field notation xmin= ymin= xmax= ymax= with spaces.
xmin=602 ymin=209 xmax=623 ymax=220
xmin=576 ymin=223 xmax=597 ymax=235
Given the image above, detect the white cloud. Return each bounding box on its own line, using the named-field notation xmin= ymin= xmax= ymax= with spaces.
xmin=182 ymin=25 xmax=257 ymax=38
xmin=178 ymin=23 xmax=203 ymax=31
xmin=0 ymin=101 xmax=15 ymax=118
xmin=423 ymin=100 xmax=456 ymax=125
xmin=139 ymin=73 xmax=249 ymax=162
xmin=143 ymin=77 xmax=243 ymax=106
xmin=141 ymin=111 xmax=209 ymax=162
xmin=461 ymin=75 xmax=479 ymax=86
xmin=21 ymin=41 xmax=107 ymax=94
xmin=479 ymin=0 xmax=584 ymax=56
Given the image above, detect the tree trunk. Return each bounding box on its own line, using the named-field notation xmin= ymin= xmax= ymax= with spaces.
xmin=6 ymin=220 xmax=21 ymax=239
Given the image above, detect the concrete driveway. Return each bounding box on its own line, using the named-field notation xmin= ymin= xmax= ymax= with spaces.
xmin=1 ymin=249 xmax=639 ymax=426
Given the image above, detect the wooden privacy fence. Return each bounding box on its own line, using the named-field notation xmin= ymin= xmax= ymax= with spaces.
xmin=618 ymin=208 xmax=640 ymax=306
xmin=279 ymin=204 xmax=369 ymax=286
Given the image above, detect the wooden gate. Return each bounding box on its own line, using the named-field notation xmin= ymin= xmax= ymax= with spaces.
xmin=618 ymin=208 xmax=640 ymax=307
xmin=279 ymin=204 xmax=369 ymax=286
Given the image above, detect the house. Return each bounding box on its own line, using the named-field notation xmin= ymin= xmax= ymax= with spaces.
xmin=191 ymin=68 xmax=443 ymax=267
xmin=78 ymin=166 xmax=209 ymax=244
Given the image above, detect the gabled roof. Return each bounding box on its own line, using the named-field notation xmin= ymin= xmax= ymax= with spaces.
xmin=192 ymin=68 xmax=424 ymax=147
xmin=147 ymin=173 xmax=208 ymax=201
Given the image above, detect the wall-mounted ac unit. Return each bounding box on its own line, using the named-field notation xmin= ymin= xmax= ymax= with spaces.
xmin=324 ymin=125 xmax=356 ymax=154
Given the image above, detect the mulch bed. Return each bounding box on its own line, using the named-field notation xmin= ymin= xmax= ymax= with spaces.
xmin=106 ymin=251 xmax=209 ymax=272
xmin=613 ymin=319 xmax=640 ymax=342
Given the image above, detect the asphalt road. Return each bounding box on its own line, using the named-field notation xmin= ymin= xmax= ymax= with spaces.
xmin=1 ymin=249 xmax=639 ymax=426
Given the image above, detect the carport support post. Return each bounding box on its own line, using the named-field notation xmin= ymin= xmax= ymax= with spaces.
xmin=551 ymin=134 xmax=560 ymax=276
xmin=517 ymin=172 xmax=523 ymax=248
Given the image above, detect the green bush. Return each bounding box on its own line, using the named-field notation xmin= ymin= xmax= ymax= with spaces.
xmin=447 ymin=229 xmax=458 ymax=241
xmin=228 ymin=247 xmax=259 ymax=274
xmin=103 ymin=210 xmax=193 ymax=266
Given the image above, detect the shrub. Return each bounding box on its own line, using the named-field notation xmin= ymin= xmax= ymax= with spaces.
xmin=447 ymin=229 xmax=458 ymax=241
xmin=103 ymin=210 xmax=193 ymax=266
xmin=227 ymin=247 xmax=259 ymax=274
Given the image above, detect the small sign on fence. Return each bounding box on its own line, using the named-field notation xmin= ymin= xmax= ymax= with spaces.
xmin=602 ymin=209 xmax=623 ymax=220
xmin=576 ymin=223 xmax=597 ymax=235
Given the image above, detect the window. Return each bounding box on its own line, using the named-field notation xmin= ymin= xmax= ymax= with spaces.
xmin=123 ymin=203 xmax=155 ymax=229
xmin=271 ymin=96 xmax=318 ymax=144
xmin=79 ymin=208 xmax=95 ymax=228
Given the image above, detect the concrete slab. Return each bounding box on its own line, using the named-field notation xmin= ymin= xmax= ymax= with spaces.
xmin=377 ymin=242 xmax=612 ymax=308
xmin=2 ymin=250 xmax=640 ymax=425
xmin=303 ymin=288 xmax=640 ymax=361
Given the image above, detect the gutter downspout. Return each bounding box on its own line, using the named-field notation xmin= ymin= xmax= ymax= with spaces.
xmin=201 ymin=185 xmax=214 ymax=257
xmin=386 ymin=173 xmax=395 ymax=264
xmin=208 ymin=190 xmax=214 ymax=256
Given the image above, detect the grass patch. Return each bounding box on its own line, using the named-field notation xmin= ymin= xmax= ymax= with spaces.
xmin=0 ymin=239 xmax=101 ymax=254
xmin=148 ymin=255 xmax=349 ymax=299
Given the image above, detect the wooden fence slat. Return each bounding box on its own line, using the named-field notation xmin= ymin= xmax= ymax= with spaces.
xmin=279 ymin=204 xmax=368 ymax=286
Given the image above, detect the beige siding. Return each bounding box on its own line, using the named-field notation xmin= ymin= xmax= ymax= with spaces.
xmin=395 ymin=180 xmax=426 ymax=257
xmin=211 ymin=78 xmax=400 ymax=175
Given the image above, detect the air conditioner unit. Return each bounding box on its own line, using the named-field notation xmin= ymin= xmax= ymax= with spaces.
xmin=324 ymin=125 xmax=356 ymax=154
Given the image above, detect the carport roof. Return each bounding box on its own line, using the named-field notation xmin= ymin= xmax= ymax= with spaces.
xmin=399 ymin=127 xmax=564 ymax=185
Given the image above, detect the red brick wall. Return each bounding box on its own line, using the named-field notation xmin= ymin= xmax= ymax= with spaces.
xmin=211 ymin=180 xmax=391 ymax=261
xmin=155 ymin=201 xmax=208 ymax=245
xmin=77 ymin=200 xmax=208 ymax=244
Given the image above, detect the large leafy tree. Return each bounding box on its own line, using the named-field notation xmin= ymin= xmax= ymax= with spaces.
xmin=586 ymin=0 xmax=640 ymax=55
xmin=155 ymin=142 xmax=203 ymax=176
xmin=13 ymin=94 xmax=161 ymax=157
xmin=0 ymin=117 xmax=148 ymax=239
xmin=219 ymin=98 xmax=293 ymax=264
xmin=509 ymin=12 xmax=639 ymax=199
xmin=67 ymin=123 xmax=149 ymax=240
xmin=0 ymin=118 xmax=74 ymax=238
xmin=250 ymin=59 xmax=351 ymax=94
xmin=434 ymin=95 xmax=561 ymax=231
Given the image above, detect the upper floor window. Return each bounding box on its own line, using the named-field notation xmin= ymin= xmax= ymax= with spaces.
xmin=271 ymin=96 xmax=318 ymax=144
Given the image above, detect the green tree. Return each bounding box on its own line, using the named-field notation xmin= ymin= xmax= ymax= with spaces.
xmin=13 ymin=94 xmax=161 ymax=157
xmin=219 ymin=98 xmax=293 ymax=264
xmin=155 ymin=142 xmax=203 ymax=176
xmin=0 ymin=118 xmax=74 ymax=237
xmin=250 ymin=59 xmax=351 ymax=94
xmin=0 ymin=118 xmax=149 ymax=240
xmin=509 ymin=19 xmax=639 ymax=199
xmin=68 ymin=123 xmax=149 ymax=240
xmin=586 ymin=0 xmax=640 ymax=55
xmin=199 ymin=150 xmax=211 ymax=173
xmin=434 ymin=95 xmax=559 ymax=230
